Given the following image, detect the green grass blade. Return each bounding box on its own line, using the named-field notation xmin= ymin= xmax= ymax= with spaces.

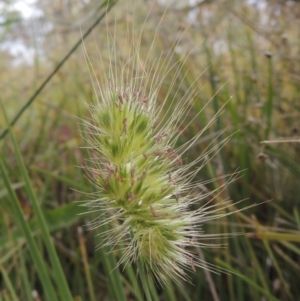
xmin=262 ymin=240 xmax=291 ymax=297
xmin=18 ymin=247 xmax=34 ymax=301
xmin=94 ymin=226 xmax=128 ymax=301
xmin=77 ymin=227 xmax=97 ymax=301
xmin=0 ymin=158 xmax=58 ymax=301
xmin=264 ymin=56 xmax=274 ymax=139
xmin=137 ymin=258 xmax=152 ymax=301
xmin=0 ymin=265 xmax=18 ymax=301
xmin=122 ymin=263 xmax=144 ymax=301
xmin=0 ymin=100 xmax=73 ymax=301
xmin=215 ymin=258 xmax=280 ymax=301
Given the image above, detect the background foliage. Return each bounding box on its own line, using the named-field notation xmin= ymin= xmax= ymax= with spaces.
xmin=0 ymin=0 xmax=300 ymax=300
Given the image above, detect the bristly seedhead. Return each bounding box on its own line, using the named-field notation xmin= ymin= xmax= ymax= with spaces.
xmin=80 ymin=1 xmax=239 ymax=285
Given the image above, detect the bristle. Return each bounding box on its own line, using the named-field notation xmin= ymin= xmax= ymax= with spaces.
xmin=79 ymin=0 xmax=241 ymax=285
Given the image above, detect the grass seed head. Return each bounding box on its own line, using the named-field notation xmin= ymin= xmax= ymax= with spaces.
xmin=81 ymin=1 xmax=238 ymax=285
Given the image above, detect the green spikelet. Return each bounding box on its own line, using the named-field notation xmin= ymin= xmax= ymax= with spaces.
xmin=81 ymin=2 xmax=239 ymax=285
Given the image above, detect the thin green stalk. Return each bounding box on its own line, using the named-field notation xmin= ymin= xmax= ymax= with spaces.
xmin=0 ymin=265 xmax=18 ymax=301
xmin=228 ymin=224 xmax=240 ymax=301
xmin=164 ymin=282 xmax=177 ymax=301
xmin=215 ymin=258 xmax=280 ymax=301
xmin=0 ymin=244 xmax=21 ymax=265
xmin=293 ymin=207 xmax=300 ymax=230
xmin=147 ymin=277 xmax=159 ymax=301
xmin=200 ymin=25 xmax=231 ymax=189
xmin=7 ymin=216 xmax=33 ymax=301
xmin=262 ymin=240 xmax=291 ymax=298
xmin=78 ymin=227 xmax=96 ymax=301
xmin=93 ymin=221 xmax=127 ymax=301
xmin=241 ymin=226 xmax=269 ymax=293
xmin=0 ymin=157 xmax=58 ymax=301
xmin=227 ymin=25 xmax=241 ymax=105
xmin=254 ymin=231 xmax=300 ymax=242
xmin=178 ymin=287 xmax=193 ymax=301
xmin=19 ymin=247 xmax=34 ymax=301
xmin=0 ymin=0 xmax=118 ymax=140
xmin=137 ymin=259 xmax=152 ymax=301
xmin=122 ymin=261 xmax=144 ymax=301
xmin=264 ymin=55 xmax=274 ymax=139
xmin=0 ymin=100 xmax=73 ymax=301
xmin=245 ymin=28 xmax=261 ymax=104
xmin=280 ymin=241 xmax=300 ymax=256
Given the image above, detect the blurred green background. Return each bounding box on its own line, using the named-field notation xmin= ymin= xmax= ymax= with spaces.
xmin=0 ymin=0 xmax=300 ymax=300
